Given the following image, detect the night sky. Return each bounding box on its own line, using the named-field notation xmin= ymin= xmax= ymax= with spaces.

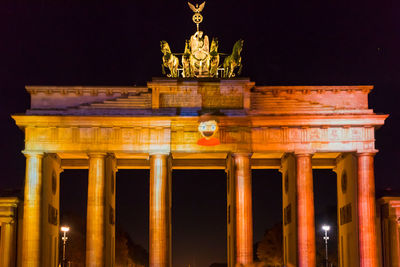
xmin=1 ymin=1 xmax=399 ymax=267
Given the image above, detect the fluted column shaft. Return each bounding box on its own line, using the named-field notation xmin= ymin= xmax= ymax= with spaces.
xmin=233 ymin=153 xmax=253 ymax=265
xmin=295 ymin=153 xmax=316 ymax=267
xmin=0 ymin=222 xmax=16 ymax=267
xmin=357 ymin=153 xmax=378 ymax=267
xmin=388 ymin=217 xmax=400 ymax=266
xmin=21 ymin=152 xmax=43 ymax=267
xmin=86 ymin=153 xmax=106 ymax=267
xmin=149 ymin=154 xmax=169 ymax=267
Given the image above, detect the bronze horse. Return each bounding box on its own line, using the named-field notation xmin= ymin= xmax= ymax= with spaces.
xmin=160 ymin=40 xmax=179 ymax=78
xmin=223 ymin=39 xmax=243 ymax=78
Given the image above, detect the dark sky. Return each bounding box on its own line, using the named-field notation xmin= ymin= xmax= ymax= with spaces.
xmin=1 ymin=1 xmax=399 ymax=266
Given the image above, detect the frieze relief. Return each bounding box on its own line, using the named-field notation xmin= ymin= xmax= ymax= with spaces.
xmin=251 ymin=126 xmax=376 ymax=152
xmin=20 ymin=117 xmax=381 ymax=154
xmin=202 ymin=95 xmax=243 ymax=109
xmin=157 ymin=86 xmax=244 ymax=108
xmin=24 ymin=125 xmax=171 ymax=152
xmin=160 ymin=93 xmax=202 ymax=107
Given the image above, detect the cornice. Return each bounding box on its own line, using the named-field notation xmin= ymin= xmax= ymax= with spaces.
xmin=254 ymin=85 xmax=373 ymax=95
xmin=25 ymin=86 xmax=148 ymax=96
xmin=11 ymin=114 xmax=388 ymax=128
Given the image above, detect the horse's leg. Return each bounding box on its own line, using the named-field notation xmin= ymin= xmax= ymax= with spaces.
xmin=226 ymin=66 xmax=230 ymax=78
xmin=173 ymin=58 xmax=178 ymax=77
xmin=223 ymin=60 xmax=228 ymax=78
xmin=169 ymin=62 xmax=174 ymax=77
xmin=224 ymin=60 xmax=230 ymax=78
xmin=238 ymin=64 xmax=243 ymax=75
xmin=229 ymin=64 xmax=234 ymax=78
xmin=162 ymin=63 xmax=166 ymax=75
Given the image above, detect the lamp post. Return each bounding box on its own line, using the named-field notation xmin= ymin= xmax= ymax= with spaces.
xmin=61 ymin=226 xmax=70 ymax=267
xmin=322 ymin=225 xmax=330 ymax=267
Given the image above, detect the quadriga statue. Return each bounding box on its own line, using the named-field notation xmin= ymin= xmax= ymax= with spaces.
xmin=209 ymin=37 xmax=219 ymax=78
xmin=160 ymin=40 xmax=179 ymax=78
xmin=223 ymin=39 xmax=244 ymax=78
xmin=159 ymin=2 xmax=244 ymax=78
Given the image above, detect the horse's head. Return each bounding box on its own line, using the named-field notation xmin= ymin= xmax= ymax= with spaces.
xmin=234 ymin=39 xmax=244 ymax=55
xmin=160 ymin=40 xmax=171 ymax=54
xmin=184 ymin=40 xmax=191 ymax=54
xmin=210 ymin=37 xmax=219 ymax=53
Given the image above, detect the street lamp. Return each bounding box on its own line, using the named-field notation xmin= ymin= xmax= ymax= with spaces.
xmin=322 ymin=225 xmax=330 ymax=267
xmin=61 ymin=226 xmax=70 ymax=267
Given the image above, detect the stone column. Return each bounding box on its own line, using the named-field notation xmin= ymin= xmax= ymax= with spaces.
xmin=149 ymin=154 xmax=170 ymax=267
xmin=0 ymin=222 xmax=16 ymax=267
xmin=86 ymin=153 xmax=106 ymax=267
xmin=233 ymin=153 xmax=253 ymax=265
xmin=21 ymin=152 xmax=43 ymax=267
xmin=295 ymin=153 xmax=316 ymax=267
xmin=388 ymin=217 xmax=400 ymax=266
xmin=357 ymin=153 xmax=379 ymax=267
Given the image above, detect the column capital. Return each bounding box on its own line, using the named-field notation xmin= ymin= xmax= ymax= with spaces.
xmin=294 ymin=150 xmax=314 ymax=157
xmin=356 ymin=151 xmax=377 ymax=157
xmin=149 ymin=152 xmax=170 ymax=156
xmin=22 ymin=150 xmax=44 ymax=158
xmin=231 ymin=152 xmax=252 ymax=158
xmin=87 ymin=152 xmax=107 ymax=158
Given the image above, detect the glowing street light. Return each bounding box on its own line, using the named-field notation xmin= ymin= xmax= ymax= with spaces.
xmin=322 ymin=225 xmax=330 ymax=267
xmin=61 ymin=226 xmax=70 ymax=267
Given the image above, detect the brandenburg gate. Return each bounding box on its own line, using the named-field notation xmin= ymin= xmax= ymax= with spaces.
xmin=11 ymin=3 xmax=388 ymax=267
xmin=12 ymin=78 xmax=387 ymax=267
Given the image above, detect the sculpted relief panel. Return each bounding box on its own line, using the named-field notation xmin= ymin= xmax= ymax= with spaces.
xmin=18 ymin=115 xmax=381 ymax=154
xmin=251 ymin=126 xmax=376 ymax=153
xmin=160 ymin=93 xmax=202 ymax=107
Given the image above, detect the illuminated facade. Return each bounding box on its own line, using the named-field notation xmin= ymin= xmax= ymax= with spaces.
xmin=9 ymin=78 xmax=389 ymax=267
xmin=0 ymin=198 xmax=20 ymax=267
xmin=377 ymin=197 xmax=400 ymax=267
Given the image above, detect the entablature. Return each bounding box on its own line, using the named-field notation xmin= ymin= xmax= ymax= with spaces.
xmin=13 ymin=114 xmax=387 ymax=155
xmin=0 ymin=197 xmax=19 ymax=223
xmin=59 ymin=155 xmax=336 ymax=170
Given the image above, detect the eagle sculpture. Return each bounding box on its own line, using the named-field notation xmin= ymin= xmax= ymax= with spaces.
xmin=188 ymin=2 xmax=205 ymax=13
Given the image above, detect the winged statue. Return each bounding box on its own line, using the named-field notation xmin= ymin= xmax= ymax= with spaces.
xmin=160 ymin=1 xmax=244 ymax=78
xmin=188 ymin=2 xmax=205 ymax=13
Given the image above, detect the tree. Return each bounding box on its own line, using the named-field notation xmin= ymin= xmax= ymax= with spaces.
xmin=116 ymin=229 xmax=148 ymax=267
xmin=60 ymin=212 xmax=148 ymax=267
xmin=115 ymin=230 xmax=148 ymax=267
xmin=256 ymin=223 xmax=283 ymax=266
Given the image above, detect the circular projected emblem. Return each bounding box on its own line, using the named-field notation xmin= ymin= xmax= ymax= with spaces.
xmin=51 ymin=171 xmax=57 ymax=195
xmin=197 ymin=119 xmax=220 ymax=146
xmin=192 ymin=13 xmax=203 ymax=24
xmin=284 ymin=172 xmax=289 ymax=194
xmin=341 ymin=171 xmax=347 ymax=193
